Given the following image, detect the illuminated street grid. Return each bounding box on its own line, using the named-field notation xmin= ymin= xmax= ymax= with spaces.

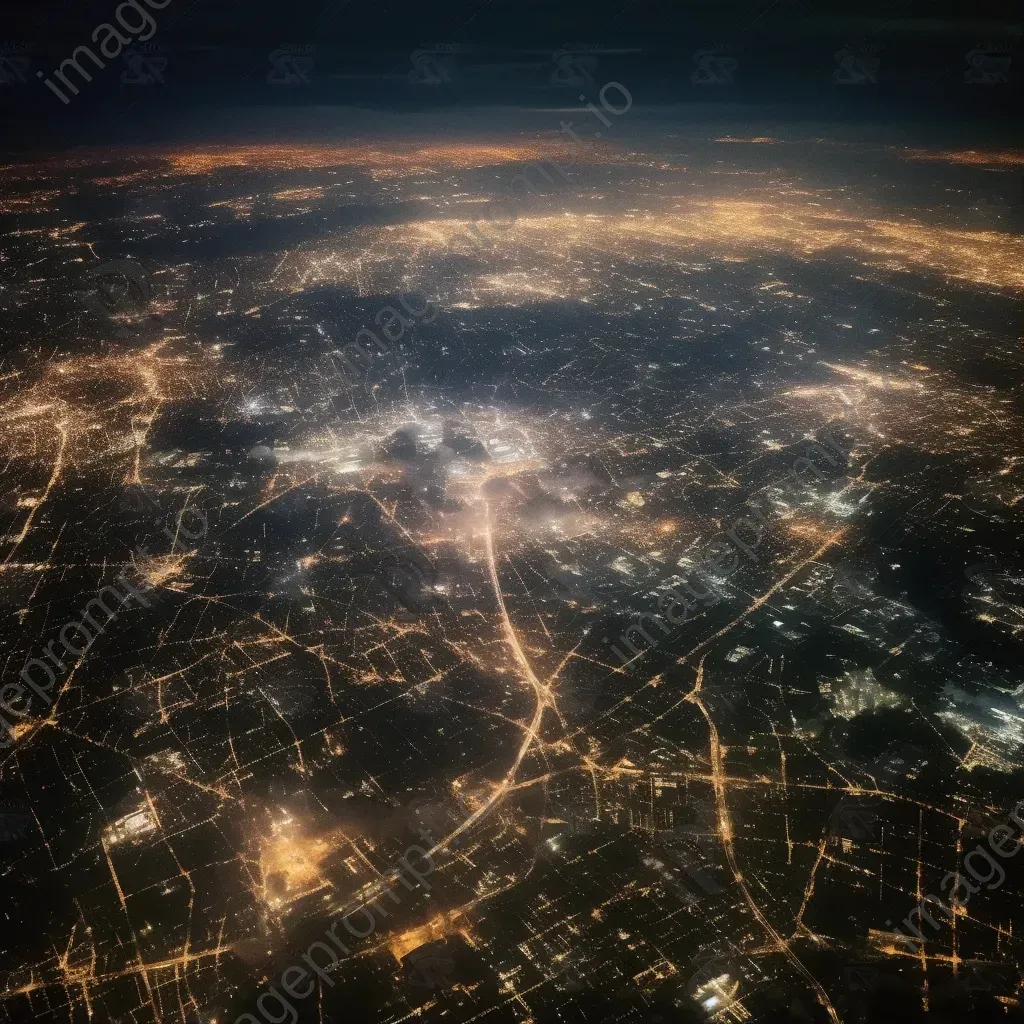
xmin=0 ymin=129 xmax=1022 ymax=1023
